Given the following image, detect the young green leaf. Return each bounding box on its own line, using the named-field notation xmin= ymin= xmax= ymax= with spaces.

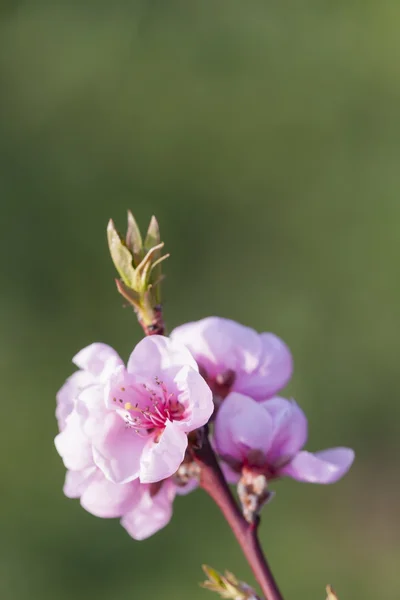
xmin=107 ymin=219 xmax=136 ymax=287
xmin=126 ymin=210 xmax=143 ymax=265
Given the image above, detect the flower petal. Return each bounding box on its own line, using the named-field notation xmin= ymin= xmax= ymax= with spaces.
xmin=236 ymin=333 xmax=293 ymax=400
xmin=121 ymin=479 xmax=176 ymax=540
xmin=281 ymin=448 xmax=355 ymax=484
xmin=261 ymin=397 xmax=308 ymax=465
xmin=92 ymin=412 xmax=144 ymax=484
xmin=104 ymin=366 xmax=141 ymax=411
xmin=220 ymin=461 xmax=240 ymax=485
xmin=63 ymin=467 xmax=97 ymax=498
xmin=75 ymin=384 xmax=110 ymax=441
xmin=172 ymin=365 xmax=214 ymax=432
xmin=80 ymin=472 xmax=138 ymax=518
xmin=73 ymin=343 xmax=123 ymax=381
xmin=127 ymin=335 xmax=198 ymax=377
xmin=139 ymin=421 xmax=188 ymax=484
xmin=55 ymin=410 xmax=93 ymax=471
xmin=56 ymin=370 xmax=94 ymax=431
xmin=214 ymin=392 xmax=273 ymax=464
xmin=171 ymin=317 xmax=262 ymax=378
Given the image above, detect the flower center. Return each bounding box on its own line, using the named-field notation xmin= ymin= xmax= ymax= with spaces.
xmin=113 ymin=376 xmax=185 ymax=433
xmin=200 ymin=367 xmax=236 ymax=405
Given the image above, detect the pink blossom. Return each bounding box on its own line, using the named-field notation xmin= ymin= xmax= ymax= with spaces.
xmin=56 ymin=342 xmax=200 ymax=538
xmin=214 ymin=393 xmax=354 ymax=484
xmin=55 ymin=336 xmax=213 ymax=485
xmin=171 ymin=317 xmax=293 ymax=401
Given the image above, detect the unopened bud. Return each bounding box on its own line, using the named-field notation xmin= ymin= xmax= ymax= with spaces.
xmin=174 ymin=461 xmax=201 ymax=487
xmin=237 ymin=471 xmax=274 ymax=524
xmin=201 ymin=565 xmax=260 ymax=600
xmin=107 ymin=213 xmax=169 ymax=333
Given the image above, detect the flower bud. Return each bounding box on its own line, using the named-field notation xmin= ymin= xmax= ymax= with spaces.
xmin=201 ymin=565 xmax=260 ymax=600
xmin=237 ymin=471 xmax=273 ymax=524
xmin=107 ymin=213 xmax=169 ymax=333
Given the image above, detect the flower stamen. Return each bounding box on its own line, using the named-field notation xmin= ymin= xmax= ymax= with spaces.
xmin=120 ymin=377 xmax=186 ymax=434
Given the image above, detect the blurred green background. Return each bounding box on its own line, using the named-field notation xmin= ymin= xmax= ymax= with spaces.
xmin=1 ymin=1 xmax=399 ymax=599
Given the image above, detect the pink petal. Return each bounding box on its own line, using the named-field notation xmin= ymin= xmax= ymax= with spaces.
xmin=64 ymin=467 xmax=97 ymax=498
xmin=56 ymin=370 xmax=94 ymax=431
xmin=139 ymin=421 xmax=188 ymax=484
xmin=80 ymin=472 xmax=138 ymax=518
xmin=261 ymin=397 xmax=308 ymax=464
xmin=214 ymin=393 xmax=273 ymax=464
xmin=104 ymin=366 xmax=140 ymax=411
xmin=73 ymin=343 xmax=123 ymax=381
xmin=127 ymin=335 xmax=198 ymax=377
xmin=281 ymin=448 xmax=355 ymax=484
xmin=92 ymin=412 xmax=144 ymax=484
xmin=121 ymin=479 xmax=176 ymax=540
xmin=172 ymin=365 xmax=214 ymax=432
xmin=236 ymin=333 xmax=293 ymax=400
xmin=171 ymin=317 xmax=262 ymax=378
xmin=54 ymin=410 xmax=93 ymax=471
xmin=75 ymin=384 xmax=110 ymax=442
xmin=220 ymin=461 xmax=240 ymax=485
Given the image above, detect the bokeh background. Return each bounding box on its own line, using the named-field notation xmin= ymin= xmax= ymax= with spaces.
xmin=1 ymin=2 xmax=399 ymax=599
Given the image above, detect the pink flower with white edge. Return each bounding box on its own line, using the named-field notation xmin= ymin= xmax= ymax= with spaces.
xmin=170 ymin=317 xmax=293 ymax=401
xmin=55 ymin=335 xmax=213 ymax=485
xmin=214 ymin=393 xmax=354 ymax=484
xmin=56 ymin=349 xmax=138 ymax=521
xmin=56 ymin=345 xmax=138 ymax=519
xmin=56 ymin=342 xmax=200 ymax=539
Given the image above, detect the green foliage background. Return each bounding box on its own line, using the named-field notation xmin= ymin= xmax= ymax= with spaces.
xmin=1 ymin=2 xmax=399 ymax=598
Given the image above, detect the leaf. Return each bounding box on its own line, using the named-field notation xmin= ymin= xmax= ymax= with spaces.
xmin=200 ymin=565 xmax=258 ymax=600
xmin=145 ymin=217 xmax=166 ymax=303
xmin=115 ymin=279 xmax=141 ymax=310
xmin=202 ymin=565 xmax=225 ymax=587
xmin=107 ymin=219 xmax=136 ymax=287
xmin=134 ymin=242 xmax=165 ymax=291
xmin=126 ymin=210 xmax=143 ymax=265
xmin=144 ymin=215 xmax=160 ymax=250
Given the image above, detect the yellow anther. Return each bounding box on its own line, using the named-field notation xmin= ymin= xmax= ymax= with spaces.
xmin=124 ymin=402 xmax=133 ymax=410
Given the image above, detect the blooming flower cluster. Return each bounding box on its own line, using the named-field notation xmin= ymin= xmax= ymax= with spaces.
xmin=55 ymin=317 xmax=354 ymax=539
xmin=55 ymin=336 xmax=211 ymax=539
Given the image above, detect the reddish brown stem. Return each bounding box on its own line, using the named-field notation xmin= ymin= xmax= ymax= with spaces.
xmin=138 ymin=305 xmax=165 ymax=336
xmin=193 ymin=436 xmax=284 ymax=600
